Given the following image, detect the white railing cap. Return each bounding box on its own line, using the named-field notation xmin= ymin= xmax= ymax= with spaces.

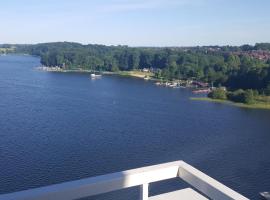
xmin=0 ymin=160 xmax=249 ymax=200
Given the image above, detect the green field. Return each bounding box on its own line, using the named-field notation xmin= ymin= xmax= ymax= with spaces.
xmin=0 ymin=47 xmax=15 ymax=54
xmin=190 ymin=97 xmax=270 ymax=110
xmin=116 ymin=70 xmax=154 ymax=79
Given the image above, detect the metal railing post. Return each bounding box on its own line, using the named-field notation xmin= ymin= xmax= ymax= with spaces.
xmin=140 ymin=183 xmax=149 ymax=200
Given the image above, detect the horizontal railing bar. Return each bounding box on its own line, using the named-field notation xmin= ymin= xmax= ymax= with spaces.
xmin=178 ymin=162 xmax=249 ymax=200
xmin=0 ymin=161 xmax=182 ymax=200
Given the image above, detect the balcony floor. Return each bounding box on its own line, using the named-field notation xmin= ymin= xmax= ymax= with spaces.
xmin=149 ymin=188 xmax=209 ymax=200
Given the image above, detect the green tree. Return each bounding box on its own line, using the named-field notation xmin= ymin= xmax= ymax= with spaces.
xmin=243 ymin=89 xmax=255 ymax=104
xmin=208 ymin=88 xmax=227 ymax=100
xmin=227 ymin=89 xmax=245 ymax=103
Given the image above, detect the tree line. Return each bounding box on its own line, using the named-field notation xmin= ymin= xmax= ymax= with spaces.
xmin=12 ymin=42 xmax=270 ymax=94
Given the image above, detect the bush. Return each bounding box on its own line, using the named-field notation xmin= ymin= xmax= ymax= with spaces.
xmin=227 ymin=89 xmax=258 ymax=104
xmin=111 ymin=65 xmax=119 ymax=72
xmin=264 ymin=83 xmax=270 ymax=96
xmin=227 ymin=89 xmax=245 ymax=102
xmin=208 ymin=88 xmax=227 ymax=100
xmin=243 ymin=89 xmax=255 ymax=104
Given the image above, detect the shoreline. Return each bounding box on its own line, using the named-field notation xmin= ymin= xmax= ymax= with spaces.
xmin=36 ymin=66 xmax=155 ymax=79
xmin=190 ymin=97 xmax=270 ymax=110
xmin=36 ymin=66 xmax=213 ymax=89
xmin=35 ymin=66 xmax=196 ymax=84
xmin=36 ymin=66 xmax=93 ymax=73
xmin=35 ymin=67 xmax=270 ymax=110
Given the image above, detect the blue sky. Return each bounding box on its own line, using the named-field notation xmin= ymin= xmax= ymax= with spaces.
xmin=1 ymin=0 xmax=270 ymax=46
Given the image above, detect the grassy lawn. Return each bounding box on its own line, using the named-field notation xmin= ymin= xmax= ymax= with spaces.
xmin=116 ymin=70 xmax=154 ymax=78
xmin=0 ymin=47 xmax=15 ymax=53
xmin=190 ymin=97 xmax=270 ymax=110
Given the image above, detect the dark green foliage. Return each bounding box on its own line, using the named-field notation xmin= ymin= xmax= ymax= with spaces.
xmin=243 ymin=89 xmax=255 ymax=104
xmin=226 ymin=89 xmax=258 ymax=104
xmin=227 ymin=89 xmax=245 ymax=103
xmin=263 ymin=83 xmax=270 ymax=95
xmin=12 ymin=42 xmax=270 ymax=94
xmin=208 ymin=88 xmax=227 ymax=100
xmin=254 ymin=43 xmax=270 ymax=51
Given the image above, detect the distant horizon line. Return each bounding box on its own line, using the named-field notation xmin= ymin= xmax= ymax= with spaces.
xmin=1 ymin=41 xmax=270 ymax=48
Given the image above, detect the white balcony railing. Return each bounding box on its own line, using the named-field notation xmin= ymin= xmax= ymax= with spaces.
xmin=0 ymin=161 xmax=249 ymax=200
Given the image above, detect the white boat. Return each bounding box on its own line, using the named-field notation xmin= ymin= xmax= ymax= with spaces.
xmin=260 ymin=192 xmax=270 ymax=200
xmin=90 ymin=73 xmax=102 ymax=79
xmin=144 ymin=76 xmax=150 ymax=80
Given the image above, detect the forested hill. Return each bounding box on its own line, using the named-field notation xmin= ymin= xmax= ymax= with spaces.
xmin=5 ymin=42 xmax=270 ymax=92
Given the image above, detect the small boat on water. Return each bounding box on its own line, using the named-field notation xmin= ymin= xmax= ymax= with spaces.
xmin=260 ymin=192 xmax=270 ymax=200
xmin=90 ymin=73 xmax=102 ymax=79
xmin=144 ymin=76 xmax=150 ymax=80
xmin=168 ymin=83 xmax=178 ymax=88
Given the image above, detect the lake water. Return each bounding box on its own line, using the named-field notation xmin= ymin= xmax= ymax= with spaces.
xmin=0 ymin=55 xmax=270 ymax=199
